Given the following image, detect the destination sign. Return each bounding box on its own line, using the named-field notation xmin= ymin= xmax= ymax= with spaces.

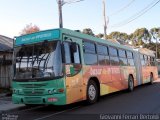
xmin=15 ymin=29 xmax=60 ymax=45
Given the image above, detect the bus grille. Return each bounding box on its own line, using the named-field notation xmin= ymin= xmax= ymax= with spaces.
xmin=23 ymin=89 xmax=44 ymax=96
xmin=20 ymin=83 xmax=47 ymax=88
xmin=25 ymin=97 xmax=42 ymax=103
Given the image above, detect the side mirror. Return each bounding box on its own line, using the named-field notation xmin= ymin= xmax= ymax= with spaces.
xmin=70 ymin=42 xmax=77 ymax=53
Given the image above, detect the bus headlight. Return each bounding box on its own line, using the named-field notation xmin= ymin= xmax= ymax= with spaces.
xmin=13 ymin=89 xmax=18 ymax=94
xmin=48 ymin=90 xmax=53 ymax=94
xmin=13 ymin=89 xmax=16 ymax=94
xmin=13 ymin=89 xmax=20 ymax=94
xmin=53 ymin=89 xmax=56 ymax=93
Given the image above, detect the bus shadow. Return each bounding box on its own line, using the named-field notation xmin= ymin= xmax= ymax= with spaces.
xmin=26 ymin=82 xmax=160 ymax=112
xmin=99 ymin=82 xmax=159 ymax=101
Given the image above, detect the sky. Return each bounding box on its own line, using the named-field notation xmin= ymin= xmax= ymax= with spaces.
xmin=0 ymin=0 xmax=159 ymax=38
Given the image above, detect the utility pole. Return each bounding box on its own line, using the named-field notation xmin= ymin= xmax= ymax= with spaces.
xmin=57 ymin=0 xmax=84 ymax=28
xmin=103 ymin=0 xmax=107 ymax=39
xmin=103 ymin=0 xmax=109 ymax=40
xmin=58 ymin=0 xmax=63 ymax=28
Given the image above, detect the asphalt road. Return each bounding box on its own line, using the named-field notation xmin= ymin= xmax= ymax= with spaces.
xmin=1 ymin=82 xmax=160 ymax=120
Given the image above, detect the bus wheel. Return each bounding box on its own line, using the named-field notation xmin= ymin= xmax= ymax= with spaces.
xmin=150 ymin=73 xmax=154 ymax=85
xmin=128 ymin=75 xmax=134 ymax=92
xmin=86 ymin=80 xmax=98 ymax=104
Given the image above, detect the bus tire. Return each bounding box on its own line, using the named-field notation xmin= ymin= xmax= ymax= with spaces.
xmin=86 ymin=80 xmax=98 ymax=104
xmin=128 ymin=75 xmax=134 ymax=92
xmin=150 ymin=73 xmax=154 ymax=85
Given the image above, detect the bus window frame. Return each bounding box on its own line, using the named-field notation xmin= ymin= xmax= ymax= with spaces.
xmin=63 ymin=41 xmax=82 ymax=77
xmin=83 ymin=40 xmax=98 ymax=65
xmin=108 ymin=46 xmax=120 ymax=66
xmin=97 ymin=43 xmax=110 ymax=66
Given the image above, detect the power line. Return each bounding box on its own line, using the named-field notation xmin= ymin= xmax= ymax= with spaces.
xmin=109 ymin=0 xmax=135 ymax=17
xmin=66 ymin=0 xmax=84 ymax=4
xmin=110 ymin=0 xmax=160 ymax=28
xmin=57 ymin=0 xmax=84 ymax=6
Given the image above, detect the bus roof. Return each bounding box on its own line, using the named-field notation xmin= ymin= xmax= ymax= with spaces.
xmin=15 ymin=28 xmax=134 ymax=51
xmin=60 ymin=28 xmax=134 ymax=51
xmin=138 ymin=48 xmax=155 ymax=57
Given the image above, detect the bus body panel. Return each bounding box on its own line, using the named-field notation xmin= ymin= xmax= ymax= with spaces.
xmin=12 ymin=78 xmax=67 ymax=105
xmin=12 ymin=28 xmax=158 ymax=105
xmin=134 ymin=51 xmax=143 ymax=86
xmin=83 ymin=65 xmax=113 ymax=96
xmin=120 ymin=66 xmax=137 ymax=87
xmin=62 ymin=34 xmax=85 ymax=104
xmin=138 ymin=48 xmax=158 ymax=84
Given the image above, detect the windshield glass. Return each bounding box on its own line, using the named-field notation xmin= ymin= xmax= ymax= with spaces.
xmin=14 ymin=41 xmax=63 ymax=80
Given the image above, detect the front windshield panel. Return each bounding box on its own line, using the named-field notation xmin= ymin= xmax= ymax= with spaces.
xmin=14 ymin=41 xmax=63 ymax=80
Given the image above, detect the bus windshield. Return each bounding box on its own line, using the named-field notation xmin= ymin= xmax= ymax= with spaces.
xmin=14 ymin=41 xmax=63 ymax=80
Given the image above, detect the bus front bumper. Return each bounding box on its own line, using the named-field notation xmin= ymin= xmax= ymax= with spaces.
xmin=12 ymin=94 xmax=66 ymax=105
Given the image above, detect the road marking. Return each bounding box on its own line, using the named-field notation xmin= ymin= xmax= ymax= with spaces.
xmin=34 ymin=106 xmax=81 ymax=120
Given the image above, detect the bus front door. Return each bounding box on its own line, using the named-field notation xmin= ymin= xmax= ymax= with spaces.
xmin=63 ymin=36 xmax=84 ymax=104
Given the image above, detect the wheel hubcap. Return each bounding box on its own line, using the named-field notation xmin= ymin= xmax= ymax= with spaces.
xmin=88 ymin=85 xmax=96 ymax=100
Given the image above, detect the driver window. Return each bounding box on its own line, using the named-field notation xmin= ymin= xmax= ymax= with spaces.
xmin=63 ymin=42 xmax=81 ymax=76
xmin=73 ymin=45 xmax=80 ymax=64
xmin=63 ymin=42 xmax=72 ymax=64
xmin=64 ymin=42 xmax=80 ymax=64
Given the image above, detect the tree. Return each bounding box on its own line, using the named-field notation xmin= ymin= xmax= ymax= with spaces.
xmin=96 ymin=33 xmax=104 ymax=38
xmin=82 ymin=28 xmax=95 ymax=36
xmin=107 ymin=31 xmax=121 ymax=39
xmin=143 ymin=43 xmax=160 ymax=58
xmin=150 ymin=27 xmax=160 ymax=42
xmin=130 ymin=28 xmax=151 ymax=46
xmin=20 ymin=23 xmax=40 ymax=35
xmin=107 ymin=31 xmax=129 ymax=40
xmin=106 ymin=31 xmax=129 ymax=44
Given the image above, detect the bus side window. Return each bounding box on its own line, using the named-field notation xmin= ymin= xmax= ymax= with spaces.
xmin=84 ymin=41 xmax=97 ymax=65
xmin=63 ymin=42 xmax=72 ymax=64
xmin=127 ymin=51 xmax=134 ymax=66
xmin=63 ymin=42 xmax=80 ymax=64
xmin=63 ymin=42 xmax=81 ymax=76
xmin=151 ymin=57 xmax=155 ymax=66
xmin=146 ymin=56 xmax=150 ymax=66
xmin=109 ymin=47 xmax=119 ymax=66
xmin=97 ymin=44 xmax=109 ymax=65
xmin=118 ymin=49 xmax=127 ymax=66
xmin=72 ymin=44 xmax=80 ymax=64
xmin=140 ymin=54 xmax=145 ymax=66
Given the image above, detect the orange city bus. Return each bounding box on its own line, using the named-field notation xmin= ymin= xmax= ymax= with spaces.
xmin=12 ymin=28 xmax=158 ymax=105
